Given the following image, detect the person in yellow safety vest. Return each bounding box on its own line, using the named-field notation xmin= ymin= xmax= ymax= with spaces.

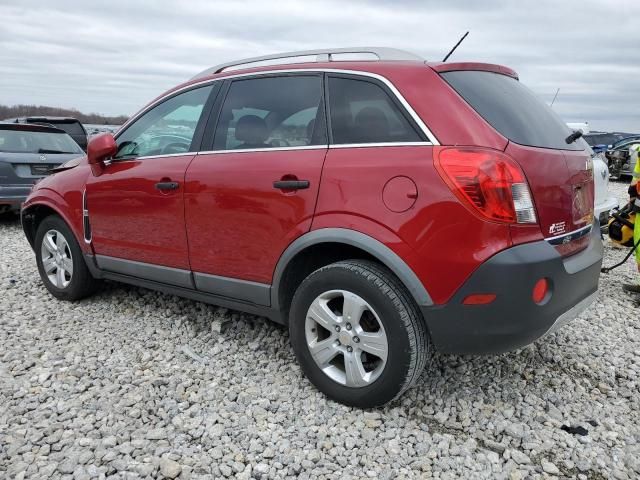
xmin=623 ymin=143 xmax=640 ymax=293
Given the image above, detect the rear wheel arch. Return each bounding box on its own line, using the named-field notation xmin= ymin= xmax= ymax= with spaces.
xmin=272 ymin=228 xmax=433 ymax=322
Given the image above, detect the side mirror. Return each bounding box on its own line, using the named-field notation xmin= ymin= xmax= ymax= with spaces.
xmin=87 ymin=133 xmax=117 ymax=165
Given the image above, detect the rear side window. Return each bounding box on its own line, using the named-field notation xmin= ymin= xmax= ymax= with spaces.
xmin=442 ymin=71 xmax=583 ymax=151
xmin=328 ymin=77 xmax=422 ymax=145
xmin=213 ymin=75 xmax=325 ymax=150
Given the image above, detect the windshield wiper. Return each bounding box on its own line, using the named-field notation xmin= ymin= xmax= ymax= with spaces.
xmin=38 ymin=148 xmax=75 ymax=154
xmin=565 ymin=130 xmax=583 ymax=145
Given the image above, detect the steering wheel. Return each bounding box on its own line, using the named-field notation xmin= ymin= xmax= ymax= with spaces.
xmin=161 ymin=142 xmax=190 ymax=155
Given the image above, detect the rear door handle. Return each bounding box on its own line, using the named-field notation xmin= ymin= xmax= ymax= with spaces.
xmin=273 ymin=180 xmax=310 ymax=190
xmin=155 ymin=181 xmax=179 ymax=191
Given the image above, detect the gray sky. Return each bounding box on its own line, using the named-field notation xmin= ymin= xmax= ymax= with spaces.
xmin=1 ymin=0 xmax=638 ymax=132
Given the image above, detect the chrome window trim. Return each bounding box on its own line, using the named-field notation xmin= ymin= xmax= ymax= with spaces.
xmin=116 ymin=68 xmax=440 ymax=146
xmin=329 ymin=142 xmax=432 ymax=149
xmin=198 ymin=145 xmax=326 ymax=155
xmin=106 ymin=152 xmax=198 ymax=164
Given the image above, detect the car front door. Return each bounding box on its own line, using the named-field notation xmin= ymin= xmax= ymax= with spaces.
xmin=184 ymin=74 xmax=327 ymax=304
xmin=85 ymin=84 xmax=217 ymax=286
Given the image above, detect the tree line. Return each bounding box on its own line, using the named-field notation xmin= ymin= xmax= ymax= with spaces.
xmin=0 ymin=104 xmax=128 ymax=125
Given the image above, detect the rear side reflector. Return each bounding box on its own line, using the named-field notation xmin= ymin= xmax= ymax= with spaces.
xmin=463 ymin=293 xmax=497 ymax=305
xmin=532 ymin=278 xmax=550 ymax=304
xmin=435 ymin=147 xmax=537 ymax=225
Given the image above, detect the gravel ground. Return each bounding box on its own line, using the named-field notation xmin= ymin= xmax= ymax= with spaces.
xmin=1 ymin=180 xmax=639 ymax=480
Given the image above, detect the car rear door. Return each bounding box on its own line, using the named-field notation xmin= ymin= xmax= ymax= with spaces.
xmin=184 ymin=74 xmax=327 ymax=304
xmin=85 ymin=84 xmax=217 ymax=285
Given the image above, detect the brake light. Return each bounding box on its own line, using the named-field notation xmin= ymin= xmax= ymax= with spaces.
xmin=435 ymin=147 xmax=537 ymax=224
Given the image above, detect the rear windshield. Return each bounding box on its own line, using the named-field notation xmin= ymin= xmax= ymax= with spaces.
xmin=441 ymin=70 xmax=584 ymax=151
xmin=55 ymin=122 xmax=86 ymax=136
xmin=0 ymin=129 xmax=83 ymax=154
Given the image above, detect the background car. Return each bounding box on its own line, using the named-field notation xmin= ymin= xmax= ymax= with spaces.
xmin=605 ymin=136 xmax=640 ymax=179
xmin=0 ymin=122 xmax=83 ymax=214
xmin=7 ymin=116 xmax=89 ymax=151
xmin=591 ymin=148 xmax=618 ymax=226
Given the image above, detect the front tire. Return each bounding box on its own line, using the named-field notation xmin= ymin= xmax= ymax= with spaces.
xmin=35 ymin=215 xmax=98 ymax=301
xmin=289 ymin=260 xmax=430 ymax=407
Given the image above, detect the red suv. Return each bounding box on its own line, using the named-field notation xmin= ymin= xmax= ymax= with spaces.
xmin=21 ymin=48 xmax=602 ymax=407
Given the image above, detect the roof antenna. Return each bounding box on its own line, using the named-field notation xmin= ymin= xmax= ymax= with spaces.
xmin=443 ymin=31 xmax=469 ymax=62
xmin=550 ymin=88 xmax=560 ymax=107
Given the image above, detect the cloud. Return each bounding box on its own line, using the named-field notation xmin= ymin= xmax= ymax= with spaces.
xmin=0 ymin=0 xmax=637 ymax=132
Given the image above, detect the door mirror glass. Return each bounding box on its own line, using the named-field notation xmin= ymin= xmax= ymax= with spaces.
xmin=87 ymin=133 xmax=117 ymax=165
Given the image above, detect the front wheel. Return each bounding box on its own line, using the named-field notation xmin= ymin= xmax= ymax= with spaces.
xmin=35 ymin=215 xmax=98 ymax=301
xmin=289 ymin=260 xmax=430 ymax=407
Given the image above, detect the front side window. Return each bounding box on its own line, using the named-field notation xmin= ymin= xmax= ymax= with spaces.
xmin=328 ymin=76 xmax=422 ymax=145
xmin=115 ymin=85 xmax=213 ymax=159
xmin=213 ymin=75 xmax=325 ymax=150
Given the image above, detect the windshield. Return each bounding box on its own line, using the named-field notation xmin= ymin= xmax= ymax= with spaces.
xmin=0 ymin=129 xmax=82 ymax=154
xmin=442 ymin=70 xmax=586 ymax=151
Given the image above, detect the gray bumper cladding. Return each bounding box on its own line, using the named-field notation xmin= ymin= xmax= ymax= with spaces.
xmin=422 ymin=223 xmax=603 ymax=355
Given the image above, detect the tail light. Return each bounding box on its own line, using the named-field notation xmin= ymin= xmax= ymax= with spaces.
xmin=435 ymin=147 xmax=537 ymax=224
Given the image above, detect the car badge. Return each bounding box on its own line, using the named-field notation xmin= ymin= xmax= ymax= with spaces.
xmin=601 ymin=169 xmax=607 ymax=180
xmin=39 ymin=154 xmax=47 ymax=162
xmin=549 ymin=221 xmax=566 ymax=235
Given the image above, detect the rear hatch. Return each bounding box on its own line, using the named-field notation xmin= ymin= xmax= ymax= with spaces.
xmin=439 ymin=68 xmax=593 ymax=256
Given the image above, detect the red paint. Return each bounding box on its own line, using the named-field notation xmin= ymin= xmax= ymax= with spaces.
xmin=85 ymin=155 xmax=195 ymax=269
xmin=313 ymin=146 xmax=512 ymax=304
xmin=505 ymin=142 xmax=593 ymax=256
xmin=23 ymin=57 xmax=591 ymax=309
xmin=382 ymin=176 xmax=418 ymax=213
xmin=184 ymin=149 xmax=327 ymax=282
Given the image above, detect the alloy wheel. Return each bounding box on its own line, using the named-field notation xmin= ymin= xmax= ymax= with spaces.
xmin=305 ymin=289 xmax=388 ymax=387
xmin=40 ymin=229 xmax=74 ymax=289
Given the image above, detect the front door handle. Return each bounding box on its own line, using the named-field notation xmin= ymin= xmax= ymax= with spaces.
xmin=155 ymin=181 xmax=179 ymax=191
xmin=273 ymin=180 xmax=310 ymax=190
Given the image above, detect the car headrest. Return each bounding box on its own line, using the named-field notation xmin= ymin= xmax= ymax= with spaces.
xmin=235 ymin=115 xmax=268 ymax=144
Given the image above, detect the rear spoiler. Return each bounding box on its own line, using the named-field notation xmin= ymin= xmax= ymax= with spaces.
xmin=0 ymin=123 xmax=66 ymax=134
xmin=429 ymin=62 xmax=518 ymax=80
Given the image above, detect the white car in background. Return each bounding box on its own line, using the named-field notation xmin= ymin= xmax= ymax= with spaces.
xmin=592 ymin=149 xmax=619 ymax=227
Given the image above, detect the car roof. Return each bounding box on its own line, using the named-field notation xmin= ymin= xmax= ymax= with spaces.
xmin=15 ymin=116 xmax=81 ymax=123
xmin=0 ymin=121 xmax=67 ymax=134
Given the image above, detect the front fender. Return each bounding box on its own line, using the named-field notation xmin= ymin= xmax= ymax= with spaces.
xmin=21 ymin=189 xmax=86 ymax=252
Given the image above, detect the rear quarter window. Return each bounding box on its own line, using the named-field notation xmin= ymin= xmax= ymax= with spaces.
xmin=442 ymin=70 xmax=584 ymax=151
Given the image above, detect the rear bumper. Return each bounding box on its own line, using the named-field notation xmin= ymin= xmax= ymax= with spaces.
xmin=423 ymin=222 xmax=602 ymax=354
xmin=0 ymin=186 xmax=32 ymax=208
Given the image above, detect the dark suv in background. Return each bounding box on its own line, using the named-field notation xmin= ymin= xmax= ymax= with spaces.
xmin=9 ymin=117 xmax=88 ymax=151
xmin=0 ymin=123 xmax=83 ymax=213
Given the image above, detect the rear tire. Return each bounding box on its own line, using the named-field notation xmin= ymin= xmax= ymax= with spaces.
xmin=289 ymin=259 xmax=430 ymax=407
xmin=35 ymin=215 xmax=98 ymax=301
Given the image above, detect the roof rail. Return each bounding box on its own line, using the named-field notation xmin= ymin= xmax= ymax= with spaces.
xmin=191 ymin=47 xmax=424 ymax=79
